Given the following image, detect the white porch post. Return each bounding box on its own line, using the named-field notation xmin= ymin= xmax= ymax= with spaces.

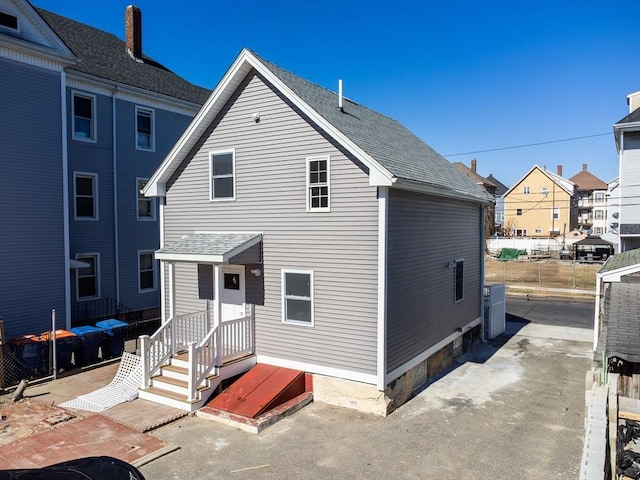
xmin=214 ymin=264 xmax=222 ymax=362
xmin=169 ymin=261 xmax=176 ymax=355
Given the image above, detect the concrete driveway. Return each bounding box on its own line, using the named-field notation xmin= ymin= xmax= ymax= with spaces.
xmin=140 ymin=296 xmax=594 ymax=480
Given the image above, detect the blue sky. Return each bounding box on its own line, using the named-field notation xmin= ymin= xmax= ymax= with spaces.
xmin=34 ymin=0 xmax=640 ymax=187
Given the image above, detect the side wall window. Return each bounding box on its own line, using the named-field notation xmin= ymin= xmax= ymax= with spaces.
xmin=454 ymin=259 xmax=464 ymax=303
xmin=209 ymin=150 xmax=235 ymax=200
xmin=138 ymin=251 xmax=156 ymax=292
xmin=282 ymin=270 xmax=314 ymax=326
xmin=76 ymin=254 xmax=99 ymax=300
xmin=136 ymin=106 xmax=155 ymax=150
xmin=306 ymin=156 xmax=330 ymax=211
xmin=136 ymin=178 xmax=155 ymax=220
xmin=72 ymin=92 xmax=96 ymax=141
xmin=74 ymin=172 xmax=98 ymax=220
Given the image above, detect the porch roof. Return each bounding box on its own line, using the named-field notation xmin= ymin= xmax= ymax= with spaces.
xmin=155 ymin=232 xmax=262 ymax=263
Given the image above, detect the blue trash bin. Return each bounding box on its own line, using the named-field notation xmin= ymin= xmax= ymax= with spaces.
xmin=95 ymin=319 xmax=128 ymax=359
xmin=70 ymin=326 xmax=105 ymax=367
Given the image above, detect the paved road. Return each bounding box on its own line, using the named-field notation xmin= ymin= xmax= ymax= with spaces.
xmin=140 ymin=296 xmax=594 ymax=480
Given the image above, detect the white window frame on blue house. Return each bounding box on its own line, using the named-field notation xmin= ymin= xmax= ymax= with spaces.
xmin=72 ymin=91 xmax=97 ymax=142
xmin=75 ymin=253 xmax=100 ymax=301
xmin=73 ymin=172 xmax=99 ymax=220
xmin=282 ymin=269 xmax=314 ymax=326
xmin=209 ymin=149 xmax=236 ymax=201
xmin=136 ymin=178 xmax=155 ymax=221
xmin=306 ymin=155 xmax=330 ymax=212
xmin=135 ymin=106 xmax=155 ymax=151
xmin=138 ymin=250 xmax=157 ymax=293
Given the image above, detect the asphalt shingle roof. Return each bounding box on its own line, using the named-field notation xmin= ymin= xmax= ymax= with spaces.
xmin=616 ymin=107 xmax=640 ymax=125
xmin=602 ymin=282 xmax=640 ymax=363
xmin=599 ymin=248 xmax=640 ymax=274
xmin=156 ymin=233 xmax=261 ymax=257
xmin=569 ymin=168 xmax=607 ymax=191
xmin=36 ymin=8 xmax=210 ymax=105
xmin=254 ymin=53 xmax=488 ymax=200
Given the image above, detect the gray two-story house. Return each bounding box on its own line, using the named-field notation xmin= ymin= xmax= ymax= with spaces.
xmin=0 ymin=0 xmax=209 ymax=340
xmin=140 ymin=49 xmax=492 ymax=414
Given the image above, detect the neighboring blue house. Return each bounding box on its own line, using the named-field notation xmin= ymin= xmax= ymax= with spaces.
xmin=0 ymin=0 xmax=209 ymax=340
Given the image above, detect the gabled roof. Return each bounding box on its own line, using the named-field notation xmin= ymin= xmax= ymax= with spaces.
xmin=144 ymin=48 xmax=491 ymax=204
xmin=598 ymin=248 xmax=640 ymax=275
xmin=569 ymin=167 xmax=607 ymax=191
xmin=602 ymin=282 xmax=640 ymax=363
xmin=486 ymin=174 xmax=509 ymax=196
xmin=615 ymin=106 xmax=640 ymax=126
xmin=452 ymin=162 xmax=497 ymax=191
xmin=503 ymin=165 xmax=575 ymax=197
xmin=35 ymin=8 xmax=210 ymax=106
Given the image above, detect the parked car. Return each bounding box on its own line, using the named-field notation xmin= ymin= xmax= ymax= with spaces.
xmin=0 ymin=456 xmax=144 ymax=480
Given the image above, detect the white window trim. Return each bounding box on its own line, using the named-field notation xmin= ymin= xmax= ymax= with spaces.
xmin=136 ymin=177 xmax=156 ymax=221
xmin=73 ymin=172 xmax=99 ymax=220
xmin=281 ymin=269 xmax=314 ymax=327
xmin=71 ymin=91 xmax=97 ymax=142
xmin=75 ymin=253 xmax=100 ymax=301
xmin=138 ymin=250 xmax=157 ymax=293
xmin=552 ymin=206 xmax=560 ymax=220
xmin=454 ymin=258 xmax=464 ymax=303
xmin=209 ymin=149 xmax=236 ymax=201
xmin=306 ymin=155 xmax=331 ymax=212
xmin=135 ymin=106 xmax=155 ymax=151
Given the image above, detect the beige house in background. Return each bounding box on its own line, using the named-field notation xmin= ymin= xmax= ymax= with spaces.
xmin=503 ymin=165 xmax=576 ymax=237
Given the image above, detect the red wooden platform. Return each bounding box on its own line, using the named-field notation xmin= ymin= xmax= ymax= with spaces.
xmin=208 ymin=364 xmax=307 ymax=418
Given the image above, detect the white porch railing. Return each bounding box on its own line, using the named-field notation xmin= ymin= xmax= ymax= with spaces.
xmin=140 ymin=305 xmax=255 ymax=401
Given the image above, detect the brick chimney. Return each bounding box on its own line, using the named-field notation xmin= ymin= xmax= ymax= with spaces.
xmin=583 ymin=163 xmax=587 ymax=171
xmin=557 ymin=165 xmax=562 ymax=177
xmin=125 ymin=5 xmax=142 ymax=60
xmin=471 ymin=158 xmax=477 ymax=173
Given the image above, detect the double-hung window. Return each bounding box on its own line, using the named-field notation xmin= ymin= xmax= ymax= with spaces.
xmin=136 ymin=106 xmax=154 ymax=150
xmin=552 ymin=206 xmax=560 ymax=220
xmin=454 ymin=259 xmax=464 ymax=303
xmin=306 ymin=156 xmax=330 ymax=211
xmin=72 ymin=92 xmax=96 ymax=141
xmin=209 ymin=150 xmax=235 ymax=200
xmin=76 ymin=254 xmax=99 ymax=300
xmin=136 ymin=178 xmax=155 ymax=220
xmin=74 ymin=172 xmax=98 ymax=220
xmin=282 ymin=270 xmax=314 ymax=326
xmin=138 ymin=251 xmax=156 ymax=292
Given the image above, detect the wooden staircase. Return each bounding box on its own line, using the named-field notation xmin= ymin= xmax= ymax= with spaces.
xmin=138 ymin=352 xmax=256 ymax=412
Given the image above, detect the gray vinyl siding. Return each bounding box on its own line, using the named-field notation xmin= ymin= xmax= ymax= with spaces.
xmin=0 ymin=58 xmax=67 ymax=338
xmin=386 ymin=188 xmax=483 ymax=373
xmin=163 ymin=72 xmax=380 ymax=376
xmin=620 ymin=131 xmax=640 ymax=236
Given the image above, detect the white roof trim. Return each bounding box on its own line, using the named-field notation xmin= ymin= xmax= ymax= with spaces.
xmin=144 ymin=49 xmax=393 ymax=197
xmin=503 ymin=164 xmax=574 ymax=197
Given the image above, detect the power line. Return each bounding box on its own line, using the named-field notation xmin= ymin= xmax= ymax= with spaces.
xmin=444 ymin=132 xmax=613 ymax=157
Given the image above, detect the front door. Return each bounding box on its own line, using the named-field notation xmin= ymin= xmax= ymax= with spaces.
xmin=220 ymin=265 xmax=245 ymax=322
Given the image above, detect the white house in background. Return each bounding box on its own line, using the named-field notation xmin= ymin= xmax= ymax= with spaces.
xmin=613 ymin=91 xmax=640 ymax=252
xmin=140 ymin=48 xmax=492 ymax=415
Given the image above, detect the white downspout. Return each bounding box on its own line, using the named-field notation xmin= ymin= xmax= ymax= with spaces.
xmin=112 ymin=88 xmax=120 ymax=302
xmin=159 ymin=197 xmax=166 ymax=321
xmin=61 ymin=72 xmax=71 ymax=330
xmin=377 ymin=187 xmax=388 ymax=390
xmin=593 ymin=274 xmax=602 ymax=351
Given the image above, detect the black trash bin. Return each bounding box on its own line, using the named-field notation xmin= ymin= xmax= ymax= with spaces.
xmin=40 ymin=330 xmax=78 ymax=371
xmin=9 ymin=334 xmax=47 ymax=379
xmin=70 ymin=326 xmax=105 ymax=367
xmin=95 ymin=319 xmax=128 ymax=359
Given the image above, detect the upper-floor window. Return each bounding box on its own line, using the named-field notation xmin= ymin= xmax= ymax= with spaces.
xmin=76 ymin=254 xmax=99 ymax=300
xmin=594 ymin=209 xmax=604 ymax=220
xmin=136 ymin=178 xmax=155 ymax=220
xmin=523 ymin=186 xmax=530 ymax=194
xmin=595 ymin=193 xmax=604 ymax=202
xmin=72 ymin=92 xmax=96 ymax=141
xmin=209 ymin=150 xmax=235 ymax=200
xmin=552 ymin=206 xmax=560 ymax=220
xmin=136 ymin=107 xmax=154 ymax=150
xmin=0 ymin=11 xmax=18 ymax=31
xmin=282 ymin=270 xmax=314 ymax=326
xmin=516 ymin=208 xmax=523 ymax=216
xmin=74 ymin=172 xmax=98 ymax=220
xmin=541 ymin=187 xmax=548 ymax=196
xmin=138 ymin=251 xmax=156 ymax=292
xmin=454 ymin=259 xmax=464 ymax=303
xmin=307 ymin=156 xmax=330 ymax=211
